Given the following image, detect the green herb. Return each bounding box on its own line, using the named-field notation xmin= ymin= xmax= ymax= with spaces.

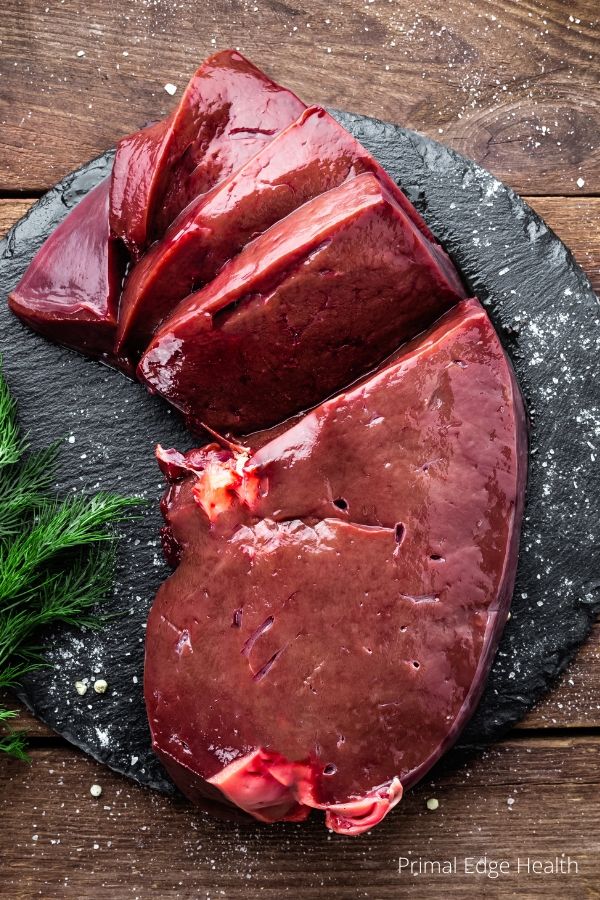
xmin=0 ymin=359 xmax=139 ymax=758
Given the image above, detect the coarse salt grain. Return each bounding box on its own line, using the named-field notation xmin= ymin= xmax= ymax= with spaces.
xmin=426 ymin=797 xmax=439 ymax=810
xmin=164 ymin=83 xmax=177 ymax=96
xmin=576 ymin=177 xmax=585 ymax=188
xmin=90 ymin=784 xmax=102 ymax=798
xmin=93 ymin=679 xmax=108 ymax=694
xmin=74 ymin=681 xmax=87 ymax=696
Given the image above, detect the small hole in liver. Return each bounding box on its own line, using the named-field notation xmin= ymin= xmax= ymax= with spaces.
xmin=395 ymin=523 xmax=406 ymax=544
xmin=333 ymin=497 xmax=348 ymax=510
xmin=413 ymin=660 xmax=420 ymax=669
xmin=430 ymin=554 xmax=444 ymax=562
xmin=323 ymin=763 xmax=337 ymax=776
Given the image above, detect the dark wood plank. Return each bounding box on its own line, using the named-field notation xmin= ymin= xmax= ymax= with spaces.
xmin=0 ymin=200 xmax=32 ymax=237
xmin=0 ymin=199 xmax=35 ymax=237
xmin=1 ymin=738 xmax=599 ymax=898
xmin=519 ymin=621 xmax=600 ymax=729
xmin=527 ymin=197 xmax=600 ymax=296
xmin=0 ymin=692 xmax=55 ymax=739
xmin=0 ymin=1 xmax=598 ymax=194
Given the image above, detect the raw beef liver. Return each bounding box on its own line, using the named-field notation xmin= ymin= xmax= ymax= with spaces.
xmin=109 ymin=50 xmax=305 ymax=257
xmin=8 ymin=179 xmax=126 ymax=362
xmin=144 ymin=298 xmax=527 ymax=834
xmin=138 ymin=172 xmax=467 ymax=434
xmin=116 ymin=105 xmax=436 ymax=354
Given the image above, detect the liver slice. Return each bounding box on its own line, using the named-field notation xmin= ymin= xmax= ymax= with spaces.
xmin=145 ymin=298 xmax=527 ymax=834
xmin=109 ymin=50 xmax=305 ymax=257
xmin=138 ymin=172 xmax=467 ymax=434
xmin=116 ymin=105 xmax=436 ymax=354
xmin=8 ymin=179 xmax=126 ymax=363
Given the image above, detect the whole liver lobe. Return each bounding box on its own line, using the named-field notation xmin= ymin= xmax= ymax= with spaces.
xmin=144 ymin=298 xmax=527 ymax=834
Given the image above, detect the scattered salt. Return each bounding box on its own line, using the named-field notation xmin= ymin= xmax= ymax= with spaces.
xmin=164 ymin=83 xmax=177 ymax=96
xmin=93 ymin=678 xmax=108 ymax=694
xmin=576 ymin=177 xmax=585 ymax=188
xmin=426 ymin=797 xmax=439 ymax=810
xmin=90 ymin=784 xmax=102 ymax=798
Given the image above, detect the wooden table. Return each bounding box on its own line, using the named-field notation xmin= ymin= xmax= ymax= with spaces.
xmin=1 ymin=2 xmax=599 ymax=897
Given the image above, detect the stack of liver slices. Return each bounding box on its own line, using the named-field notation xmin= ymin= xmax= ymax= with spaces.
xmin=9 ymin=51 xmax=527 ymax=834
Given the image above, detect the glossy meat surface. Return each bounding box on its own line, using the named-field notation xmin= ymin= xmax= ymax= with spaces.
xmin=8 ymin=179 xmax=126 ymax=361
xmin=144 ymin=299 xmax=527 ymax=833
xmin=109 ymin=50 xmax=305 ymax=256
xmin=116 ymin=105 xmax=437 ymax=355
xmin=138 ymin=173 xmax=467 ymax=433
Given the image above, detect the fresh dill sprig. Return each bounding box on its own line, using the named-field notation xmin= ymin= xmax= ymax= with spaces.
xmin=0 ymin=358 xmax=139 ymax=758
xmin=0 ymin=363 xmax=25 ymax=468
xmin=0 ymin=709 xmax=29 ymax=761
xmin=0 ymin=493 xmax=134 ymax=606
xmin=0 ymin=443 xmax=59 ymax=539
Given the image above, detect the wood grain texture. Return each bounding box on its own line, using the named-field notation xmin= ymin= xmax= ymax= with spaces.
xmin=525 ymin=197 xmax=600 ymax=295
xmin=0 ymin=693 xmax=55 ymax=739
xmin=1 ymin=7 xmax=599 ymax=890
xmin=0 ymin=200 xmax=33 ymax=239
xmin=0 ymin=0 xmax=598 ymax=194
xmin=2 ymin=740 xmax=600 ymax=899
xmin=518 ymin=622 xmax=600 ymax=729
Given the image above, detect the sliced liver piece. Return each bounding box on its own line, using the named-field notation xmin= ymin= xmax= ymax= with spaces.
xmin=144 ymin=298 xmax=527 ymax=834
xmin=109 ymin=50 xmax=305 ymax=257
xmin=8 ymin=179 xmax=127 ymax=363
xmin=138 ymin=173 xmax=467 ymax=434
xmin=116 ymin=105 xmax=437 ymax=354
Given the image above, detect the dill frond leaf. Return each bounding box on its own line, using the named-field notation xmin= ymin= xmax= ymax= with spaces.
xmin=0 ymin=358 xmax=25 ymax=469
xmin=0 ymin=443 xmax=60 ymax=539
xmin=0 ymin=359 xmax=140 ymax=759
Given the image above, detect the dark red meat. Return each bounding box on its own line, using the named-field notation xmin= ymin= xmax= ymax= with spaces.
xmin=138 ymin=172 xmax=467 ymax=434
xmin=109 ymin=50 xmax=305 ymax=257
xmin=8 ymin=179 xmax=126 ymax=363
xmin=116 ymin=105 xmax=437 ymax=355
xmin=145 ymin=298 xmax=527 ymax=834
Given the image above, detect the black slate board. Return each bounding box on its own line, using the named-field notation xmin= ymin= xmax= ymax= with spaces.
xmin=1 ymin=111 xmax=599 ymax=796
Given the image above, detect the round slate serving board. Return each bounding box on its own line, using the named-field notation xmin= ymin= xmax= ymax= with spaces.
xmin=1 ymin=111 xmax=599 ymax=796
